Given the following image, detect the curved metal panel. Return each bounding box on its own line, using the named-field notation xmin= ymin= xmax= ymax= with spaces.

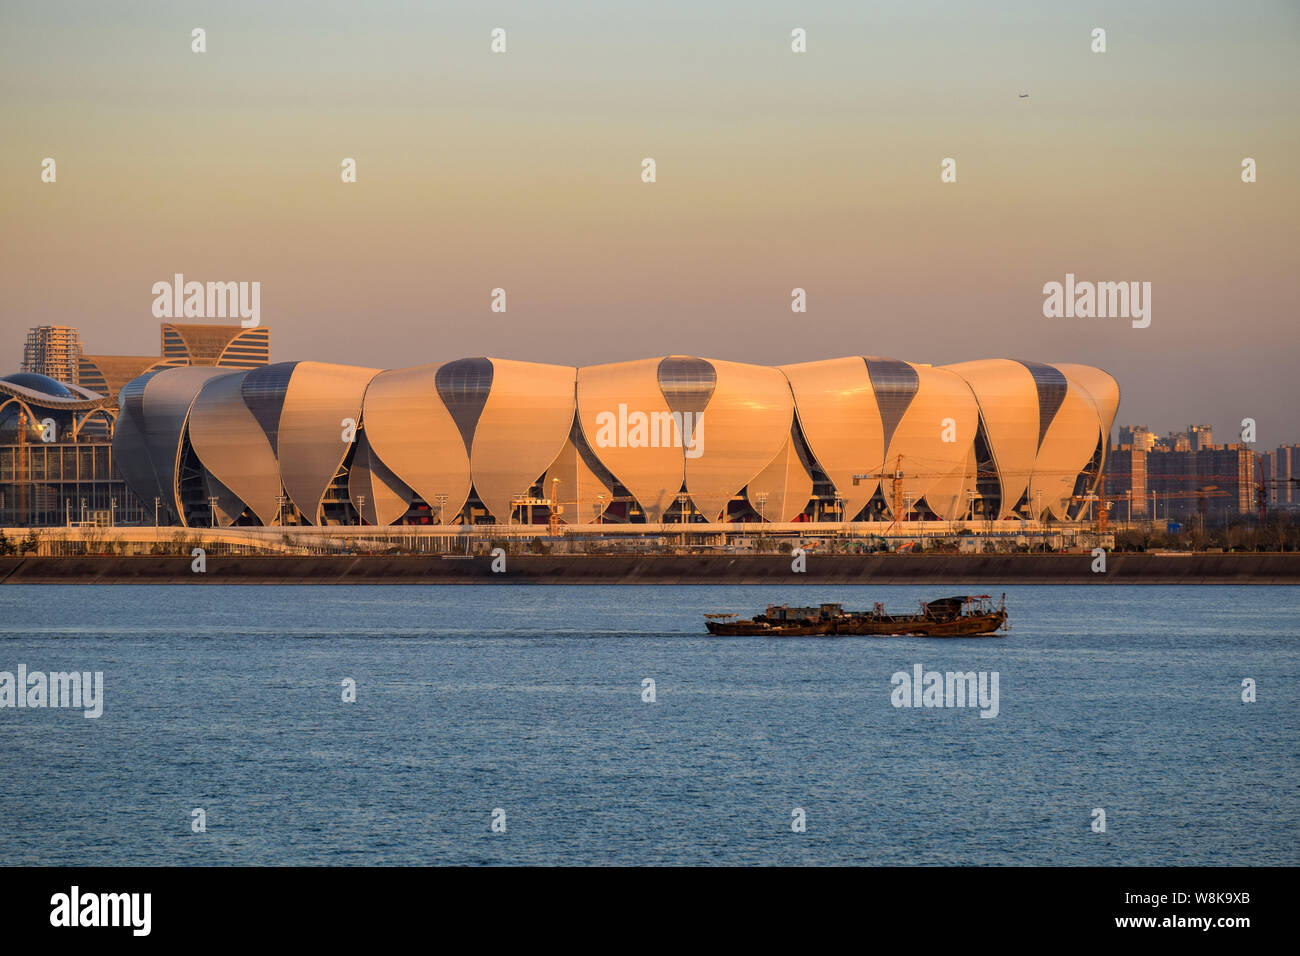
xmin=780 ymin=357 xmax=885 ymax=520
xmin=348 ymin=430 xmax=413 ymax=526
xmin=435 ymin=358 xmax=494 ymax=455
xmin=942 ymin=359 xmax=1040 ymax=518
xmin=1057 ymin=363 xmax=1120 ymax=451
xmin=1017 ymin=360 xmax=1068 ymax=452
xmin=864 ymin=357 xmax=919 ymax=451
xmin=362 ymin=363 xmax=472 ymax=523
xmin=746 ymin=429 xmax=814 ymax=522
xmin=576 ymin=357 xmax=683 ymax=522
xmin=542 ymin=435 xmax=614 ymax=525
xmin=1029 ymin=381 xmax=1103 ymax=520
xmin=215 ymin=326 xmax=271 ymax=368
xmin=187 ymin=370 xmax=282 ymax=525
xmin=109 ymin=403 xmax=160 ymax=511
xmin=111 ymin=371 xmax=165 ymax=509
xmin=657 ymin=356 xmax=716 ymax=420
xmin=885 ymin=364 xmax=979 ymax=521
xmin=240 ymin=362 xmax=299 ymax=457
xmin=276 ymin=361 xmax=379 ymax=524
xmin=685 ymin=358 xmax=792 ymax=521
xmin=204 ymin=470 xmax=246 ymax=527
xmin=470 ymin=358 xmax=576 ymax=523
xmin=138 ymin=366 xmax=231 ymax=517
xmin=927 ymin=445 xmax=979 ymax=523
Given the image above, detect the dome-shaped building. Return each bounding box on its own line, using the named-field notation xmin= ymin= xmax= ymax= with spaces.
xmin=111 ymin=355 xmax=1118 ymax=528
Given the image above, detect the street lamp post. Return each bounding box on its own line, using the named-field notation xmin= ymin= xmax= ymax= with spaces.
xmin=1033 ymin=491 xmax=1043 ymax=549
xmin=675 ymin=494 xmax=691 ymax=548
xmin=208 ymin=496 xmax=219 ymax=528
xmin=154 ymin=496 xmax=160 ymax=527
xmin=80 ymin=498 xmax=86 ymax=525
xmin=356 ymin=494 xmax=366 ymax=526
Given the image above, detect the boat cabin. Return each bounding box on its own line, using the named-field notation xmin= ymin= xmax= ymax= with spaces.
xmin=764 ymin=603 xmax=844 ymax=623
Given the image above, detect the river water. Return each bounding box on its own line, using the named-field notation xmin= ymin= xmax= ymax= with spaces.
xmin=1 ymin=584 xmax=1295 ymax=865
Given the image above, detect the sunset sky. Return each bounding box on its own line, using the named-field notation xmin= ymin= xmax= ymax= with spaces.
xmin=2 ymin=0 xmax=1297 ymax=445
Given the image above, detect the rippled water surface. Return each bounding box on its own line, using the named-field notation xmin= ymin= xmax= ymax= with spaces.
xmin=1 ymin=584 xmax=1296 ymax=865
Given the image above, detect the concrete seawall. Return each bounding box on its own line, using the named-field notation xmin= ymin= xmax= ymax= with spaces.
xmin=1 ymin=553 xmax=1298 ymax=584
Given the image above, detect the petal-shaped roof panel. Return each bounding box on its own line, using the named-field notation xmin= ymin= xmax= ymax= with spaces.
xmin=576 ymin=357 xmax=684 ymax=522
xmin=470 ymin=358 xmax=576 ymax=522
xmin=138 ymin=366 xmax=231 ymax=517
xmin=942 ymin=359 xmax=1040 ymax=519
xmin=276 ymin=361 xmax=379 ymax=524
xmin=362 ymin=363 xmax=472 ymax=523
xmin=188 ymin=370 xmax=282 ymax=526
xmin=112 ymin=370 xmax=165 ymax=510
xmin=1029 ymin=381 xmax=1103 ymax=520
xmin=779 ymin=357 xmax=885 ymax=520
xmin=1056 ymin=363 xmax=1120 ymax=445
xmin=885 ymin=364 xmax=979 ymax=520
xmin=684 ymin=358 xmax=792 ymax=521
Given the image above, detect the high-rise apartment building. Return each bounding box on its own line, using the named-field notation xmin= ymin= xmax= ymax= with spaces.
xmin=1262 ymin=445 xmax=1300 ymax=508
xmin=1187 ymin=424 xmax=1214 ymax=451
xmin=1117 ymin=424 xmax=1157 ymax=452
xmin=21 ymin=326 xmax=83 ymax=383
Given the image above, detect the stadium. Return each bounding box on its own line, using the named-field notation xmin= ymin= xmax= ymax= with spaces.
xmin=108 ymin=355 xmax=1119 ymax=531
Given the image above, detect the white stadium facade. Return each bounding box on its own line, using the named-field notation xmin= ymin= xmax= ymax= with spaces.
xmin=110 ymin=356 xmax=1119 ymax=529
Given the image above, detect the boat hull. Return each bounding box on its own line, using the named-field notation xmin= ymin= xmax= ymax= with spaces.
xmin=705 ymin=620 xmax=831 ymax=636
xmin=705 ymin=604 xmax=1007 ymax=637
xmin=895 ymin=610 xmax=1007 ymax=637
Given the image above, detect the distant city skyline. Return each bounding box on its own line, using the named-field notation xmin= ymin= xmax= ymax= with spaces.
xmin=10 ymin=318 xmax=1299 ymax=453
xmin=3 ymin=1 xmax=1297 ymax=447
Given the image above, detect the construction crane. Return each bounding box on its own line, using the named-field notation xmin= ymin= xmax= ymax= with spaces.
xmin=852 ymin=455 xmax=906 ymax=530
xmin=855 ymin=454 xmax=1107 ymax=527
xmin=837 ymin=459 xmax=1256 ymax=531
xmin=1256 ymin=474 xmax=1300 ymax=526
xmin=1133 ymin=486 xmax=1229 ymax=527
xmin=548 ymin=477 xmax=562 ymax=536
xmin=1073 ymin=481 xmax=1239 ymax=530
xmin=1071 ymin=474 xmax=1110 ymax=532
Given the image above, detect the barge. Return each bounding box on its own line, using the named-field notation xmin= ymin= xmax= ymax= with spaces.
xmin=705 ymin=594 xmax=1007 ymax=637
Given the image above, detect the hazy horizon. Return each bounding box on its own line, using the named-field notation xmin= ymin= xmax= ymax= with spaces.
xmin=2 ymin=0 xmax=1297 ymax=446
